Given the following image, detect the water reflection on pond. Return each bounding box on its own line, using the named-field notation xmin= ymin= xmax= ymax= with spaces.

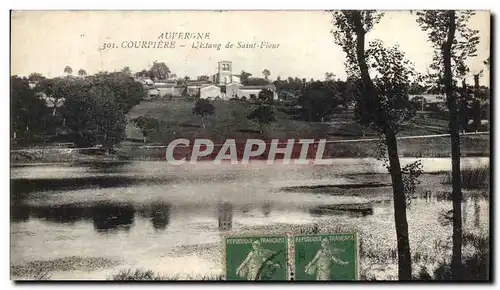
xmin=11 ymin=193 xmax=487 ymax=234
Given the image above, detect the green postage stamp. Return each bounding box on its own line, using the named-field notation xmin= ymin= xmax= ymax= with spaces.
xmin=224 ymin=235 xmax=288 ymax=281
xmin=293 ymin=233 xmax=359 ymax=281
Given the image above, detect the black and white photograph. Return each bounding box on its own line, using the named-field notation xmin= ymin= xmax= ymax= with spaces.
xmin=9 ymin=9 xmax=491 ymax=281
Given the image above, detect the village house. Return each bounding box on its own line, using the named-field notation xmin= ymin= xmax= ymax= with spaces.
xmin=197 ymin=61 xmax=278 ymax=100
xmin=409 ymin=94 xmax=447 ymax=111
xmin=137 ymin=61 xmax=278 ymax=100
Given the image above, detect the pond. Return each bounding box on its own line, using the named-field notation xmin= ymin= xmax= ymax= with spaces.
xmin=10 ymin=158 xmax=490 ymax=280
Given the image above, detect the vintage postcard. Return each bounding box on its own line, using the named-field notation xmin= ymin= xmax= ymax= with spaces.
xmin=10 ymin=10 xmax=490 ymax=281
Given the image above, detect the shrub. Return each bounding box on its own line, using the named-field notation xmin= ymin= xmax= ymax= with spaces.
xmin=110 ymin=269 xmax=224 ymax=281
xmin=444 ymin=166 xmax=490 ymax=189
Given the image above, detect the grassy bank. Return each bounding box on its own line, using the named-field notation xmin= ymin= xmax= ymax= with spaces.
xmin=111 ymin=134 xmax=489 ymax=161
xmin=443 ymin=166 xmax=490 ymax=189
xmin=121 ymin=99 xmax=489 ymax=160
xmin=109 ymin=269 xmax=223 ymax=281
xmin=125 ymin=100 xmax=459 ymax=143
xmin=10 ymin=133 xmax=489 ymax=164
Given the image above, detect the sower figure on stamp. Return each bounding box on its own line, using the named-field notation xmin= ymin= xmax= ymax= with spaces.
xmin=236 ymin=240 xmax=281 ymax=280
xmin=305 ymin=238 xmax=349 ymax=280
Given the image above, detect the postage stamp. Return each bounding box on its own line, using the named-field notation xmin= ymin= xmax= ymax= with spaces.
xmin=293 ymin=233 xmax=358 ymax=281
xmin=224 ymin=235 xmax=288 ymax=281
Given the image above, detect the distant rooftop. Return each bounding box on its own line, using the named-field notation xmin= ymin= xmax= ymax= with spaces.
xmin=409 ymin=94 xmax=446 ymax=104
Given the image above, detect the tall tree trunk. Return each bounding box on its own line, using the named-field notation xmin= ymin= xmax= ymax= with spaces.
xmin=202 ymin=114 xmax=207 ymax=128
xmin=473 ymin=74 xmax=481 ymax=129
xmin=52 ymin=103 xmax=57 ymax=116
xmin=443 ymin=10 xmax=463 ymax=279
xmin=460 ymin=79 xmax=468 ymax=133
xmin=385 ymin=130 xmax=412 ymax=280
xmin=350 ymin=11 xmax=412 ymax=280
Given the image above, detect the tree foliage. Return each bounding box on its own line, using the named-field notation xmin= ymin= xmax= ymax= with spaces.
xmin=64 ymin=65 xmax=73 ymax=76
xmin=416 ymin=11 xmax=480 ymax=90
xmin=365 ymin=40 xmax=417 ymax=133
xmin=192 ymin=99 xmax=215 ymax=128
xmin=78 ymin=69 xmax=87 ymax=77
xmin=244 ymin=78 xmax=270 ymax=86
xmin=262 ymin=69 xmax=271 ymax=80
xmin=28 ymin=72 xmax=45 ymax=83
xmin=86 ymin=72 xmax=145 ymax=112
xmin=299 ymin=80 xmax=355 ymax=122
xmin=325 ymin=72 xmax=336 ymax=81
xmin=121 ymin=66 xmax=132 ymax=76
xmin=132 ymin=116 xmax=160 ymax=142
xmin=61 ymin=79 xmax=127 ymax=148
xmin=331 ymin=12 xmax=416 ymax=133
xmin=258 ymin=89 xmax=274 ymax=102
xmin=148 ymin=61 xmax=171 ymax=80
xmin=248 ymin=104 xmax=276 ymax=134
xmin=11 ymin=76 xmax=47 ymax=138
xmin=240 ymin=71 xmax=252 ymax=84
xmin=34 ymin=77 xmax=71 ymax=116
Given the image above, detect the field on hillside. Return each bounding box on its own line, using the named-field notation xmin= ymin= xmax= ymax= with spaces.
xmin=119 ymin=99 xmax=489 ymax=160
xmin=125 ymin=100 xmax=457 ymax=141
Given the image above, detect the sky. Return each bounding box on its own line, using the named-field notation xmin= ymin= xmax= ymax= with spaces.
xmin=11 ymin=10 xmax=491 ymax=85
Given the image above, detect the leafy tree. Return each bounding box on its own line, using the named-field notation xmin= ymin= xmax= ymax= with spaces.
xmin=35 ymin=77 xmax=71 ymax=116
xmin=121 ymin=67 xmax=132 ymax=76
xmin=332 ymin=10 xmax=416 ymax=280
xmin=325 ymin=72 xmax=336 ymax=81
xmin=248 ymin=104 xmax=276 ymax=134
xmin=192 ymin=99 xmax=215 ymax=128
xmin=86 ymin=72 xmax=144 ymax=112
xmin=62 ymin=80 xmax=126 ymax=149
xmin=244 ymin=78 xmax=270 ymax=86
xmin=64 ymin=65 xmax=73 ymax=76
xmin=197 ymin=75 xmax=210 ymax=82
xmin=78 ymin=68 xmax=87 ymax=77
xmin=410 ymin=96 xmax=428 ymax=111
xmin=28 ymin=72 xmax=45 ymax=83
xmin=262 ymin=69 xmax=271 ymax=80
xmin=408 ymin=80 xmax=427 ymax=95
xmin=132 ymin=116 xmax=160 ymax=143
xmin=135 ymin=69 xmax=149 ymax=78
xmin=299 ymin=88 xmax=331 ymax=122
xmin=417 ymin=10 xmax=480 ymax=279
xmin=11 ymin=76 xmax=47 ymax=139
xmin=240 ymin=71 xmax=252 ymax=84
xmin=148 ymin=61 xmax=171 ymax=80
xmin=258 ymin=89 xmax=274 ymax=102
xmin=299 ymin=80 xmax=353 ymax=122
